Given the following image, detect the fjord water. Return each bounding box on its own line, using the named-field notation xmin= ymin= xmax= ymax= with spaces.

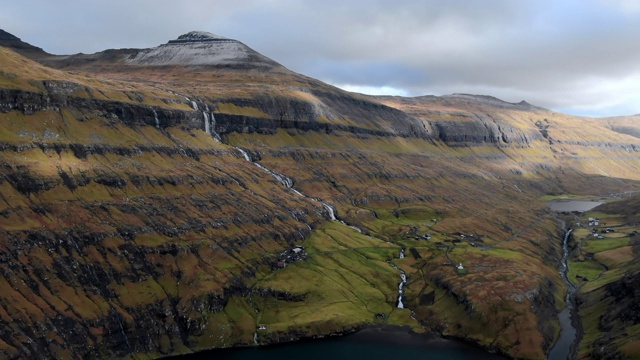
xmin=178 ymin=327 xmax=508 ymax=360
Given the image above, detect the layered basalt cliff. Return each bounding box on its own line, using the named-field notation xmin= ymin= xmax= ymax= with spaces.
xmin=1 ymin=30 xmax=640 ymax=360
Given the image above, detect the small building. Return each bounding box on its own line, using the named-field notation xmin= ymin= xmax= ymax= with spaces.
xmin=457 ymin=263 xmax=464 ymax=270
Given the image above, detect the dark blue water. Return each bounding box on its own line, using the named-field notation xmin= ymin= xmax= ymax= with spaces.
xmin=172 ymin=327 xmax=507 ymax=360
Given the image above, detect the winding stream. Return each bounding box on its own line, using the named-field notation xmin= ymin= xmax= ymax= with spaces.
xmin=546 ymin=199 xmax=604 ymax=360
xmin=548 ymin=229 xmax=576 ymax=360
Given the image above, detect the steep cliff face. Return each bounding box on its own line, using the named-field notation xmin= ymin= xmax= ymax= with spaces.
xmin=0 ymin=128 xmax=329 ymax=358
xmin=211 ymin=91 xmax=429 ymax=139
xmin=2 ymin=30 xmax=640 ymax=360
xmin=375 ymin=94 xmax=544 ymax=146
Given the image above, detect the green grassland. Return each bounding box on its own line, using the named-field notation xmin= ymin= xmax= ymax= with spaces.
xmin=566 ymin=198 xmax=640 ymax=359
xmin=3 ymin=44 xmax=640 ymax=360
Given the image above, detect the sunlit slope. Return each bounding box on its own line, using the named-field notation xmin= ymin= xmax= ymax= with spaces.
xmin=0 ymin=46 xmax=329 ymax=358
xmin=2 ymin=29 xmax=640 ymax=360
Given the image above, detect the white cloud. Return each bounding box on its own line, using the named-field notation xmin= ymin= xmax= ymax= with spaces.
xmin=331 ymin=84 xmax=410 ymax=97
xmin=3 ymin=0 xmax=640 ymax=116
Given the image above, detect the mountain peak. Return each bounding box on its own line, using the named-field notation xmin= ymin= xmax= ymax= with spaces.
xmin=124 ymin=30 xmax=279 ymax=68
xmin=168 ymin=31 xmax=231 ymax=44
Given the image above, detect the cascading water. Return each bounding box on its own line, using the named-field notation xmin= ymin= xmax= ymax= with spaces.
xmin=397 ymin=272 xmax=407 ymax=309
xmin=235 ymin=148 xmax=338 ymax=221
xmin=236 ymin=147 xmax=252 ymax=162
xmin=203 ymin=110 xmax=210 ymax=135
xmin=233 ymin=146 xmax=409 ymax=312
xmin=209 ymin=112 xmax=222 ymax=142
xmin=321 ymin=202 xmax=337 ymax=221
xmin=254 ymin=163 xmax=294 ymax=188
xmin=177 ymin=94 xmax=221 ymax=142
xmin=150 ymin=107 xmax=160 ymax=128
xmin=388 ymin=257 xmax=408 ymax=309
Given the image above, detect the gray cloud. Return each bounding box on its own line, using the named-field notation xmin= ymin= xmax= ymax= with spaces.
xmin=2 ymin=0 xmax=640 ymax=116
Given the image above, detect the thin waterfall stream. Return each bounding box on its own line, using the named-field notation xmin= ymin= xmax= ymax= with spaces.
xmin=388 ymin=249 xmax=408 ymax=309
xmin=178 ymin=95 xmax=411 ymax=318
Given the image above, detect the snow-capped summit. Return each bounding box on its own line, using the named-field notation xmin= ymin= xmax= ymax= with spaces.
xmin=167 ymin=31 xmax=231 ymax=44
xmin=126 ymin=31 xmax=279 ymax=68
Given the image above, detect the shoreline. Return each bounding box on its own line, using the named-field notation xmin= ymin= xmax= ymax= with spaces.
xmin=163 ymin=323 xmax=510 ymax=359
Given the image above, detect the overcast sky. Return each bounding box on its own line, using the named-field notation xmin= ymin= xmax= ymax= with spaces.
xmin=2 ymin=0 xmax=640 ymax=117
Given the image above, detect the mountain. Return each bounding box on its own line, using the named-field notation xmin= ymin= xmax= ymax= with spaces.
xmin=125 ymin=31 xmax=281 ymax=68
xmin=1 ymin=29 xmax=640 ymax=359
xmin=0 ymin=29 xmax=49 ymax=57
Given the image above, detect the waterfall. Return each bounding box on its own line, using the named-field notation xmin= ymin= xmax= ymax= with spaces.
xmin=235 ymin=147 xmax=341 ymax=221
xmin=236 ymin=148 xmax=252 ymax=162
xmin=397 ymin=272 xmax=407 ymax=309
xmin=191 ymin=101 xmax=198 ymax=110
xmin=254 ymin=163 xmax=294 ymax=188
xmin=235 ymin=148 xmax=294 ymax=188
xmin=203 ymin=111 xmax=210 ymax=135
xmin=321 ymin=202 xmax=337 ymax=221
xmin=388 ymin=261 xmax=408 ymax=309
xmin=209 ymin=111 xmax=222 ymax=142
xmin=347 ymin=224 xmax=363 ymax=233
xmin=150 ymin=107 xmax=160 ymax=128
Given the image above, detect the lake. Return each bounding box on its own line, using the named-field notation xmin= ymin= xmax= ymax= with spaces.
xmin=546 ymin=200 xmax=603 ymax=212
xmin=173 ymin=326 xmax=508 ymax=360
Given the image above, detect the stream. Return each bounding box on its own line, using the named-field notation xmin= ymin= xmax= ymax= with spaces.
xmin=548 ymin=229 xmax=577 ymax=360
xmin=185 ymin=96 xmax=411 ymax=332
xmin=546 ymin=198 xmax=605 ymax=360
xmin=233 ymin=147 xmax=409 ymax=312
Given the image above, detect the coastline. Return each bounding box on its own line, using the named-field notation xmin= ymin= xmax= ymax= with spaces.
xmin=163 ymin=323 xmax=510 ymax=360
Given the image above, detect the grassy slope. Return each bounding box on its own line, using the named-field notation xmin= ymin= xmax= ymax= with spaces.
xmin=2 ymin=43 xmax=640 ymax=359
xmin=564 ymin=195 xmax=640 ymax=359
xmin=226 ymin=128 xmax=631 ymax=359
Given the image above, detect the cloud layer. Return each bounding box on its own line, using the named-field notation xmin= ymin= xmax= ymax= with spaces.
xmin=2 ymin=0 xmax=640 ymax=116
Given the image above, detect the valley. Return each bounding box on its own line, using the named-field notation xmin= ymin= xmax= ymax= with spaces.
xmin=0 ymin=29 xmax=640 ymax=359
